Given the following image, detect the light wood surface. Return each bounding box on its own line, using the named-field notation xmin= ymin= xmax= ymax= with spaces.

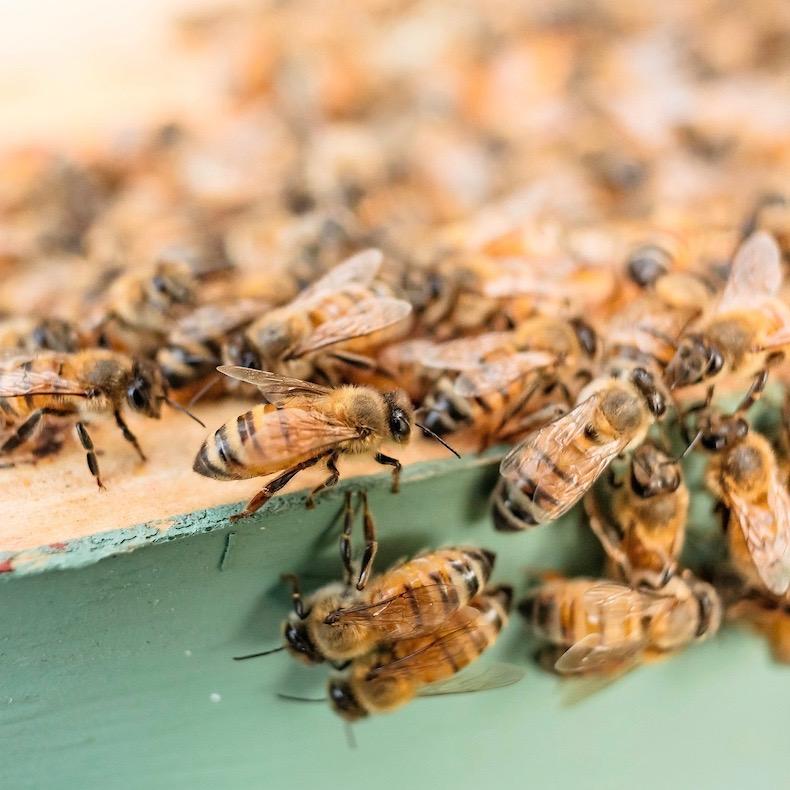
xmin=0 ymin=398 xmax=477 ymax=552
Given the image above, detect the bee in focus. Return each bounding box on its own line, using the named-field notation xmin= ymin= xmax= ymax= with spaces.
xmin=89 ymin=257 xmax=197 ymax=357
xmin=222 ymin=249 xmax=412 ymax=384
xmin=520 ymin=572 xmax=721 ymax=676
xmin=418 ymin=316 xmax=598 ymax=446
xmin=327 ymin=586 xmax=520 ymax=721
xmin=0 ymin=316 xmax=81 ymax=354
xmin=0 ymin=350 xmax=201 ymax=486
xmin=700 ymin=410 xmax=790 ymax=601
xmin=492 ymin=366 xmax=667 ymax=531
xmin=665 ymin=231 xmax=790 ymax=393
xmin=585 ymin=442 xmax=689 ymax=589
xmin=157 ymin=298 xmax=269 ymax=392
xmin=236 ymin=497 xmax=497 ymax=666
xmin=193 ymin=366 xmax=457 ymax=522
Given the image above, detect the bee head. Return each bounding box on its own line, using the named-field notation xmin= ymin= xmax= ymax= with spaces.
xmin=224 ymin=334 xmax=263 ymax=372
xmin=328 ymin=677 xmax=367 ymax=721
xmin=127 ymin=360 xmax=165 ymax=417
xmin=569 ymin=318 xmax=598 ymax=358
xmin=630 ymin=367 xmax=666 ymax=418
xmin=31 ymin=318 xmax=79 ymax=352
xmin=665 ymin=334 xmax=724 ymax=390
xmin=383 ymin=390 xmax=413 ymax=443
xmin=630 ymin=443 xmax=680 ymax=498
xmin=699 ymin=413 xmax=749 ymax=452
xmin=627 ymin=245 xmax=669 ymax=288
xmin=283 ymin=617 xmax=325 ymax=666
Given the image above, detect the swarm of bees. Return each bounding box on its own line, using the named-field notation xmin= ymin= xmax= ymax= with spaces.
xmin=2 ymin=0 xmax=790 ymax=724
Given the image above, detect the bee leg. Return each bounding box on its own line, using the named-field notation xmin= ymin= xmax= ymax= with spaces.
xmin=114 ymin=410 xmax=146 ymax=462
xmin=356 ymin=490 xmax=378 ymax=591
xmin=735 ymin=356 xmax=783 ymax=414
xmin=0 ymin=410 xmax=44 ymax=454
xmin=230 ymin=452 xmax=330 ymax=522
xmin=305 ymin=452 xmax=340 ymax=509
xmin=281 ymin=572 xmax=309 ymax=619
xmin=374 ymin=452 xmax=401 ymax=493
xmin=75 ymin=422 xmax=104 ymax=489
xmin=339 ymin=491 xmax=356 ymax=585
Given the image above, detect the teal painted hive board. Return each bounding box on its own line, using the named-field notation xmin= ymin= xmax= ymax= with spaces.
xmin=2 ymin=447 xmax=789 ymax=790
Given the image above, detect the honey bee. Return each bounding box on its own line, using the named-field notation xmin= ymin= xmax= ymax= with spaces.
xmin=222 ymin=249 xmax=412 ymax=383
xmin=237 ymin=536 xmax=498 ymax=666
xmin=665 ymin=231 xmax=790 ymax=392
xmin=193 ymin=366 xmax=456 ymax=521
xmin=157 ymin=298 xmax=268 ymax=390
xmin=0 ymin=350 xmax=198 ymax=486
xmin=492 ymin=366 xmax=667 ymax=531
xmin=0 ymin=316 xmax=81 ymax=354
xmin=585 ymin=442 xmax=689 ymax=588
xmin=520 ymin=572 xmax=722 ymax=675
xmin=327 ymin=586 xmax=518 ymax=721
xmin=90 ymin=257 xmax=197 ymax=357
xmin=419 ymin=317 xmax=598 ymax=443
xmin=701 ymin=411 xmax=790 ymax=600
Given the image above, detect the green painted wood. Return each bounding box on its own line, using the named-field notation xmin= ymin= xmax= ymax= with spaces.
xmin=2 ymin=452 xmax=789 ymax=790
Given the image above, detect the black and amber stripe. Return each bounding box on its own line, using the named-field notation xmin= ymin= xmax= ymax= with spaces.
xmin=192 ymin=407 xmax=262 ymax=480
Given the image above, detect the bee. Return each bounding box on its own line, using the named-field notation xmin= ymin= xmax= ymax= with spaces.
xmin=701 ymin=411 xmax=790 ymax=600
xmin=585 ymin=442 xmax=689 ymax=588
xmin=90 ymin=257 xmax=197 ymax=357
xmin=520 ymin=572 xmax=721 ymax=676
xmin=665 ymin=231 xmax=790 ymax=392
xmin=740 ymin=193 xmax=790 ymax=259
xmin=193 ymin=367 xmax=457 ymax=522
xmin=0 ymin=316 xmax=81 ymax=354
xmin=492 ymin=366 xmax=667 ymax=531
xmin=156 ymin=298 xmax=268 ymax=391
xmin=0 ymin=350 xmax=199 ymax=486
xmin=238 ymin=536 xmax=498 ymax=666
xmin=418 ymin=317 xmax=598 ymax=443
xmin=222 ymin=249 xmax=412 ymax=384
xmin=327 ymin=586 xmax=518 ymax=721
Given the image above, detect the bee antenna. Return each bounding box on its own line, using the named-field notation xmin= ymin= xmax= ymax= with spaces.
xmin=187 ymin=374 xmax=221 ymax=410
xmin=233 ymin=645 xmax=286 ymax=660
xmin=673 ymin=429 xmax=702 ymax=463
xmin=344 ymin=722 xmax=357 ymax=750
xmin=415 ymin=422 xmax=461 ymax=458
xmin=164 ymin=396 xmax=206 ymax=428
xmin=277 ymin=692 xmax=326 ymax=703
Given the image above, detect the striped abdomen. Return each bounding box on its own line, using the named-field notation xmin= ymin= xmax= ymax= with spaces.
xmin=158 ymin=339 xmax=222 ymax=389
xmin=520 ymin=578 xmax=646 ymax=648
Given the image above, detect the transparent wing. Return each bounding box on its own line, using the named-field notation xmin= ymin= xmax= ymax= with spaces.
xmin=217 ymin=366 xmax=331 ymax=404
xmin=419 ymin=663 xmax=525 ymax=697
xmin=728 ymin=471 xmax=790 ymax=596
xmin=0 ymin=366 xmax=90 ymax=398
xmin=499 ymin=397 xmax=630 ymax=521
xmin=294 ymin=249 xmax=383 ymax=304
xmin=716 ymin=231 xmax=782 ymax=313
xmin=287 ymin=298 xmax=412 ymax=358
xmin=454 ymin=351 xmax=556 ymax=397
xmin=171 ymin=299 xmax=268 ymax=340
xmin=554 ymin=632 xmax=647 ymax=675
xmin=419 ymin=332 xmax=516 ymax=371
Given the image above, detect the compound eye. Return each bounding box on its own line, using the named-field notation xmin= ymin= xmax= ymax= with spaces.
xmin=707 ymin=348 xmax=724 ymax=375
xmin=389 ymin=410 xmax=410 ymax=438
xmin=129 ymin=385 xmax=147 ymax=409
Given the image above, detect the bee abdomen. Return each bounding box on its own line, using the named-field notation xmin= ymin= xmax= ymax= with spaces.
xmin=420 ymin=377 xmax=473 ymax=436
xmin=193 ymin=418 xmax=251 ymax=480
xmin=491 ymin=478 xmax=545 ymax=531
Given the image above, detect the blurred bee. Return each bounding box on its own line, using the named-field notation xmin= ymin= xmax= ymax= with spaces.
xmin=419 ymin=316 xmax=598 ymax=444
xmin=223 ymin=249 xmax=412 ymax=383
xmin=665 ymin=231 xmax=790 ymax=392
xmin=89 ymin=257 xmax=197 ymax=357
xmin=0 ymin=316 xmax=81 ymax=354
xmin=585 ymin=442 xmax=689 ymax=589
xmin=237 ymin=534 xmax=497 ymax=666
xmin=157 ymin=298 xmax=269 ymax=391
xmin=520 ymin=572 xmax=721 ymax=676
xmin=0 ymin=350 xmax=200 ymax=486
xmin=728 ymin=597 xmax=790 ymax=664
xmin=700 ymin=410 xmax=790 ymax=601
xmin=327 ymin=586 xmax=520 ymax=721
xmin=740 ymin=193 xmax=790 ymax=259
xmin=193 ymin=366 xmax=457 ymax=522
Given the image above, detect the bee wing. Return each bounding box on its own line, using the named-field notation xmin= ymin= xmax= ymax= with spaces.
xmin=716 ymin=231 xmax=782 ymax=314
xmin=418 ymin=663 xmax=525 ymax=697
xmin=172 ymin=300 xmax=267 ymax=340
xmin=481 ymin=257 xmax=574 ymax=298
xmin=418 ymin=332 xmax=516 ymax=371
xmin=217 ymin=366 xmax=332 ymax=405
xmin=499 ymin=397 xmax=630 ymax=521
xmin=553 ymin=632 xmax=647 ymax=675
xmin=287 ymin=298 xmax=412 ymax=358
xmin=454 ymin=351 xmax=556 ymax=397
xmin=759 ymin=301 xmax=790 ymax=351
xmin=294 ymin=248 xmax=383 ymax=304
xmin=325 ymin=581 xmax=473 ymax=640
xmin=0 ymin=367 xmax=91 ymax=398
xmin=728 ymin=471 xmax=790 ymax=596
